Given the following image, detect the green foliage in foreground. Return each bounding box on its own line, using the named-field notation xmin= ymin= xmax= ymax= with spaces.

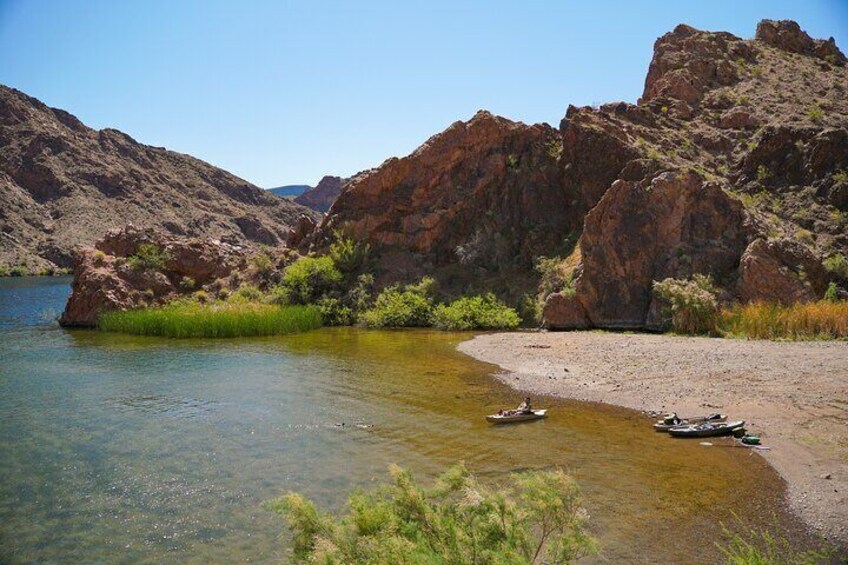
xmin=274 ymin=256 xmax=344 ymax=305
xmin=99 ymin=303 xmax=322 ymax=338
xmin=717 ymin=522 xmax=834 ymax=565
xmin=265 ymin=464 xmax=596 ymax=565
xmin=433 ymin=294 xmax=521 ymax=330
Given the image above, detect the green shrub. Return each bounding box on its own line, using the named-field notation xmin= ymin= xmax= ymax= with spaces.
xmin=265 ymin=463 xmax=596 ymax=564
xmin=806 ymin=105 xmax=824 ymax=123
xmin=126 ymin=243 xmax=172 ymax=271
xmin=756 ymin=165 xmax=771 ymax=184
xmin=315 ymin=297 xmax=355 ymax=326
xmin=652 ymin=274 xmax=720 ymax=335
xmin=535 ymin=256 xmax=574 ymax=298
xmin=275 ymin=256 xmax=343 ymax=305
xmin=433 ymin=293 xmax=521 ymax=330
xmin=824 ymin=282 xmax=839 ymax=302
xmin=99 ymin=303 xmax=322 ymax=338
xmin=9 ymin=265 xmax=28 ymax=277
xmin=0 ymin=266 xmax=9 ymax=277
xmin=717 ymin=521 xmax=833 ymax=564
xmin=361 ymin=277 xmax=435 ymax=328
xmin=230 ymin=284 xmax=264 ymax=302
xmin=328 ymin=233 xmax=369 ymax=274
xmin=179 ymin=276 xmax=196 ymax=291
xmin=93 ymin=250 xmax=107 ymax=265
xmin=250 ymin=252 xmax=274 ymax=275
xmin=823 ymin=253 xmax=848 ymax=280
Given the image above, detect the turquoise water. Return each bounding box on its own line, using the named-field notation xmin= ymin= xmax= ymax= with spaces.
xmin=0 ymin=277 xmax=810 ymax=563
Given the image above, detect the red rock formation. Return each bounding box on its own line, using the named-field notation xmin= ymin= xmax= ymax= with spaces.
xmin=737 ymin=238 xmax=828 ymax=304
xmin=59 ymin=226 xmax=245 ymax=326
xmin=294 ymin=175 xmax=346 ymax=213
xmin=755 ymin=19 xmax=846 ymax=64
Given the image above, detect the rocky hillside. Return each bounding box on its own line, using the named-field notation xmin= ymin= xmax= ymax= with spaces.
xmin=300 ymin=19 xmax=848 ymax=328
xmin=293 ymin=175 xmax=346 ymax=212
xmin=0 ymin=85 xmax=319 ymax=273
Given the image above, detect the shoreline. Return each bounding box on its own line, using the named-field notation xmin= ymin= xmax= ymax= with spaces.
xmin=458 ymin=330 xmax=848 ymax=548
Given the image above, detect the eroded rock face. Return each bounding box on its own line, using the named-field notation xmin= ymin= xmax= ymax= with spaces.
xmin=59 ymin=226 xmax=244 ymax=327
xmin=310 ymin=110 xmax=575 ymax=294
xmin=737 ymin=238 xmax=828 ymax=303
xmin=294 ymin=175 xmax=346 ymax=213
xmin=0 ymin=85 xmax=318 ymax=271
xmin=545 ymin=172 xmax=752 ymax=329
xmin=756 ymin=19 xmax=846 ymax=64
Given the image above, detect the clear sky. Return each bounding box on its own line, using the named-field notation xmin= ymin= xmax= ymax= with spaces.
xmin=1 ymin=1 xmax=846 ymax=188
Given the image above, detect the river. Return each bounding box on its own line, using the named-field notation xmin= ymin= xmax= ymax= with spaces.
xmin=0 ymin=276 xmax=808 ymax=563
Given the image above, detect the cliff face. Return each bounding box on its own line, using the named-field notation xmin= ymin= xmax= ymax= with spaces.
xmin=294 ymin=175 xmax=346 ymax=213
xmin=0 ymin=85 xmax=319 ymax=272
xmin=303 ymin=19 xmax=847 ymax=327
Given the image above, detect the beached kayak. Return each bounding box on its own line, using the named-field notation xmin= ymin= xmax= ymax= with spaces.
xmin=486 ymin=409 xmax=548 ymax=424
xmin=653 ymin=412 xmax=727 ymax=432
xmin=668 ymin=420 xmax=745 ymax=438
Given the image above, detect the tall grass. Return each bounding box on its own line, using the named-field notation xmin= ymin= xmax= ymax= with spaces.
xmin=720 ymin=301 xmax=848 ymax=340
xmin=99 ymin=303 xmax=322 ymax=338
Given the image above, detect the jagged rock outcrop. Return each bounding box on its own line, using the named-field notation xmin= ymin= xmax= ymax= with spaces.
xmin=59 ymin=226 xmax=246 ymax=326
xmin=737 ymin=238 xmax=829 ymax=303
xmin=755 ymin=19 xmax=846 ymax=64
xmin=0 ymin=85 xmax=319 ymax=272
xmin=308 ymin=110 xmax=575 ymax=296
xmin=294 ymin=175 xmax=346 ymax=213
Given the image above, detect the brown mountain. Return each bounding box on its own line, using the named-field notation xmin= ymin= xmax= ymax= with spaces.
xmin=302 ymin=19 xmax=848 ymax=327
xmin=0 ymin=84 xmax=319 ymax=272
xmin=294 ymin=175 xmax=346 ymax=213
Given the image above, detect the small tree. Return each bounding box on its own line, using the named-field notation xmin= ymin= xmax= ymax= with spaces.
xmin=274 ymin=256 xmax=343 ymax=305
xmin=265 ymin=464 xmax=597 ymax=564
xmin=127 ymin=243 xmax=172 ymax=271
xmin=652 ymin=274 xmax=720 ymax=335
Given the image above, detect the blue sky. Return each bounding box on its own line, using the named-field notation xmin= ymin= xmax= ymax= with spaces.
xmin=1 ymin=1 xmax=846 ymax=188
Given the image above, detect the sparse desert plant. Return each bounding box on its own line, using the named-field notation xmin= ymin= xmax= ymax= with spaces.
xmin=0 ymin=266 xmax=9 ymax=277
xmin=806 ymin=105 xmax=824 ymax=123
xmin=264 ymin=464 xmax=597 ymax=565
xmin=833 ymin=170 xmax=848 ymax=184
xmin=756 ymin=165 xmax=771 ymax=184
xmin=93 ymin=250 xmax=107 ymax=265
xmin=250 ymin=251 xmax=274 ymax=275
xmin=10 ymin=265 xmax=29 ymax=277
xmin=823 ymin=282 xmax=839 ymax=302
xmin=230 ymin=284 xmax=263 ymax=302
xmin=535 ymin=256 xmax=574 ymax=298
xmin=179 ymin=276 xmax=195 ymax=291
xmin=652 ymin=274 xmax=720 ymax=335
xmin=823 ymin=253 xmax=848 ymax=280
xmin=506 ymin=154 xmax=519 ymax=169
xmin=126 ymin=243 xmax=172 ymax=271
xmin=432 ymin=293 xmax=521 ymax=330
xmin=717 ymin=520 xmax=834 ymax=564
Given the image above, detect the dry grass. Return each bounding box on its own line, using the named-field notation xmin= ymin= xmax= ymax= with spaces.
xmin=720 ymin=301 xmax=848 ymax=340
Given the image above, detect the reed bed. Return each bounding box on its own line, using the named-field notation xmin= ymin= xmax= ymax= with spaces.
xmin=719 ymin=301 xmax=848 ymax=340
xmin=99 ymin=303 xmax=322 ymax=338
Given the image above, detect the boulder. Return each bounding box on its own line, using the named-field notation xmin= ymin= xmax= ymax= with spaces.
xmin=542 ymin=291 xmax=590 ymax=330
xmin=737 ymin=238 xmax=828 ymax=303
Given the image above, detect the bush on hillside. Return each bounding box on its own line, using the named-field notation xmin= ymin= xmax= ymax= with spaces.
xmin=652 ymin=274 xmax=720 ymax=335
xmin=273 ymin=256 xmax=343 ymax=305
xmin=264 ymin=464 xmax=597 ymax=564
xmin=360 ymin=277 xmax=435 ymax=328
xmin=126 ymin=243 xmax=172 ymax=271
xmin=433 ymin=293 xmax=521 ymax=330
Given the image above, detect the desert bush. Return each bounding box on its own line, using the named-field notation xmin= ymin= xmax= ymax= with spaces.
xmin=360 ymin=277 xmax=435 ymax=328
xmin=719 ymin=300 xmax=848 ymax=340
xmin=824 ymin=282 xmax=839 ymax=302
xmin=329 ymin=233 xmax=370 ymax=274
xmin=315 ymin=297 xmax=355 ymax=326
xmin=250 ymin=251 xmax=274 ymax=276
xmin=179 ymin=276 xmax=195 ymax=291
xmin=806 ymin=105 xmax=824 ymax=123
xmin=9 ymin=265 xmax=28 ymax=277
xmin=93 ymin=250 xmax=107 ymax=265
xmin=823 ymin=253 xmax=848 ymax=280
xmin=535 ymin=256 xmax=574 ymax=298
xmin=0 ymin=266 xmax=9 ymax=277
xmin=652 ymin=274 xmax=720 ymax=335
xmin=127 ymin=243 xmax=172 ymax=271
xmin=433 ymin=294 xmax=521 ymax=330
xmin=99 ymin=303 xmax=322 ymax=338
xmin=264 ymin=463 xmax=596 ymax=564
xmin=229 ymin=284 xmax=264 ymax=303
xmin=717 ymin=521 xmax=833 ymax=564
xmin=274 ymin=256 xmax=343 ymax=305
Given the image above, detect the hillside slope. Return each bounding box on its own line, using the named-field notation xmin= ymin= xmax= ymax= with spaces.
xmin=301 ymin=19 xmax=847 ymax=327
xmin=0 ymin=85 xmax=318 ymax=272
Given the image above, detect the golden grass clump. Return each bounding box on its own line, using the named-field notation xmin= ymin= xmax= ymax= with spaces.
xmin=720 ymin=300 xmax=848 ymax=340
xmin=99 ymin=303 xmax=322 ymax=338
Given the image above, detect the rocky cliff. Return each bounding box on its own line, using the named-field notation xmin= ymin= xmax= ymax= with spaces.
xmin=294 ymin=175 xmax=346 ymax=212
xmin=301 ymin=19 xmax=847 ymax=328
xmin=0 ymin=85 xmax=319 ymax=273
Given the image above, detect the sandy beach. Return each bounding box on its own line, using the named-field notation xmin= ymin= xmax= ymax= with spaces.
xmin=458 ymin=331 xmax=848 ymax=547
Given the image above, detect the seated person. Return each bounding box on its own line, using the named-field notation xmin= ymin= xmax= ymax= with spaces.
xmin=516 ymin=397 xmax=532 ymax=414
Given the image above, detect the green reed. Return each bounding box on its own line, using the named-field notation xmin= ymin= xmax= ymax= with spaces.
xmin=99 ymin=303 xmax=322 ymax=338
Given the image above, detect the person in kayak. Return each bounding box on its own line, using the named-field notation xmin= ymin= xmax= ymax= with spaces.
xmin=516 ymin=397 xmax=532 ymax=414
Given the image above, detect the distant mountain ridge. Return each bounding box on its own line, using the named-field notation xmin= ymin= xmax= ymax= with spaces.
xmin=0 ymin=84 xmax=319 ymax=272
xmin=268 ymin=185 xmax=311 ymax=197
xmin=294 ymin=175 xmax=346 ymax=213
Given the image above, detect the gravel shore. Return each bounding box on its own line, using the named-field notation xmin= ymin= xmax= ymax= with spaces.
xmin=458 ymin=331 xmax=848 ymax=547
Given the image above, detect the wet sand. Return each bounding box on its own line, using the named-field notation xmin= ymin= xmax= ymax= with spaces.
xmin=459 ymin=330 xmax=848 ymax=547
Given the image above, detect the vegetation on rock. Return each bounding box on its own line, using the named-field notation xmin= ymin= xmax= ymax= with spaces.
xmin=126 ymin=243 xmax=172 ymax=271
xmin=265 ymin=464 xmax=596 ymax=565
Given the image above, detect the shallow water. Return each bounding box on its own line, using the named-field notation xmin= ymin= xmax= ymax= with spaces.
xmin=0 ymin=277 xmax=810 ymax=563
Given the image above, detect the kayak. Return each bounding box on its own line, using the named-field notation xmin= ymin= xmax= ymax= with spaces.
xmin=486 ymin=409 xmax=547 ymax=424
xmin=653 ymin=412 xmax=727 ymax=432
xmin=668 ymin=420 xmax=745 ymax=438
